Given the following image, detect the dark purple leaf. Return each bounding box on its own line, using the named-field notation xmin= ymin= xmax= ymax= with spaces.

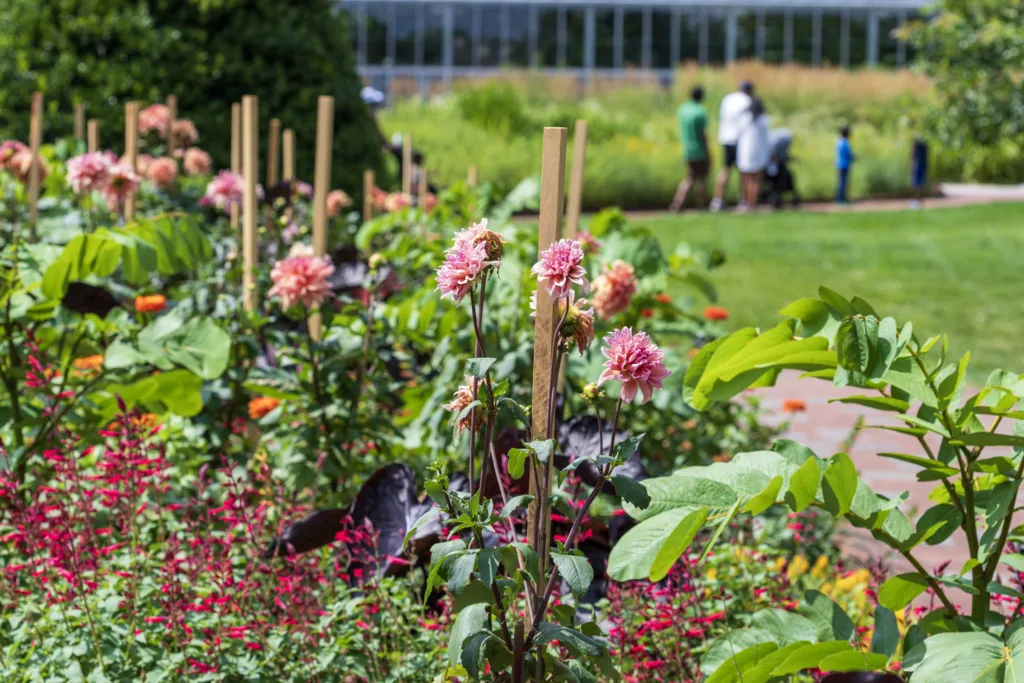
xmin=62 ymin=282 xmax=121 ymax=318
xmin=264 ymin=508 xmax=347 ymax=558
xmin=557 ymin=415 xmax=649 ymax=490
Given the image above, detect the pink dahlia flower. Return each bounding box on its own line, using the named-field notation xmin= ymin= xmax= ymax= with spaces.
xmin=267 ymin=252 xmax=334 ymax=310
xmin=422 ymin=193 xmax=437 ymax=213
xmin=171 ymin=119 xmax=199 ymax=147
xmin=182 ymin=148 xmax=212 ymax=176
xmin=293 ymin=181 xmax=313 ymax=198
xmin=597 ymin=327 xmax=671 ymax=404
xmin=443 ymin=376 xmax=482 ymax=435
xmin=383 ymin=192 xmax=412 ymax=213
xmin=8 ymin=149 xmax=48 ymax=185
xmin=531 ymin=239 xmax=589 ymax=300
xmin=0 ymin=140 xmax=28 ymax=172
xmin=103 ymin=163 xmax=141 ymax=212
xmin=436 ymin=239 xmax=491 ymax=304
xmin=200 ymin=170 xmax=244 ymax=212
xmin=66 ymin=152 xmax=112 ymax=194
xmin=146 ymin=157 xmax=178 ymax=188
xmin=138 ymin=104 xmax=172 ymax=138
xmin=454 ymin=218 xmax=505 ymax=260
xmin=578 ymin=230 xmax=603 ymax=255
xmin=326 ymin=189 xmax=352 ymax=217
xmin=591 ymin=260 xmax=637 ymax=318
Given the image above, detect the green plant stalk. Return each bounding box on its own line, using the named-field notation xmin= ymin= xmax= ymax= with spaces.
xmin=303 ymin=321 xmax=336 ymax=471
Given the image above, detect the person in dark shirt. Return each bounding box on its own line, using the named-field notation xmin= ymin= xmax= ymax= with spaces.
xmin=910 ymin=135 xmax=929 ymax=209
xmin=669 ymin=86 xmax=710 ymax=212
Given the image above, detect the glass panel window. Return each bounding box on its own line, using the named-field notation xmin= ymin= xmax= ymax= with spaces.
xmin=792 ymin=12 xmax=814 ymax=64
xmin=849 ymin=12 xmax=868 ymax=66
xmin=566 ymin=9 xmax=586 ymax=68
xmin=822 ymin=13 xmax=842 ymax=66
xmin=763 ymin=12 xmax=786 ymax=63
xmin=651 ymin=11 xmax=672 ymax=68
xmin=423 ymin=4 xmax=444 ymax=66
xmin=596 ymin=10 xmax=615 ymax=68
xmin=453 ymin=5 xmax=473 ymax=67
xmin=395 ymin=3 xmax=417 ymax=65
xmin=507 ymin=4 xmax=530 ymax=67
xmin=737 ymin=12 xmax=757 ymax=61
xmin=365 ymin=2 xmax=389 ymax=65
xmin=706 ymin=11 xmax=727 ymax=65
xmin=479 ymin=5 xmax=501 ymax=67
xmin=679 ymin=11 xmax=699 ymax=63
xmin=623 ymin=11 xmax=643 ymax=68
xmin=539 ymin=9 xmax=558 ymax=67
xmin=878 ymin=15 xmax=901 ymax=67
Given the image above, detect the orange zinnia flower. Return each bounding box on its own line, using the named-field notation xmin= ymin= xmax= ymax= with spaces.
xmin=654 ymin=293 xmax=672 ymax=304
xmin=703 ymin=306 xmax=729 ymax=321
xmin=782 ymin=398 xmax=807 ymax=413
xmin=135 ymin=294 xmax=167 ymax=313
xmin=248 ymin=397 xmax=282 ymax=420
xmin=73 ymin=355 xmax=104 ymax=371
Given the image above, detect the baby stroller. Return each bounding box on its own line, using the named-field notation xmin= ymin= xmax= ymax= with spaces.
xmin=761 ymin=128 xmax=800 ymax=209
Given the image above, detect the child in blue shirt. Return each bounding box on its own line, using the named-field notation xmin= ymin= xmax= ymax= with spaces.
xmin=835 ymin=126 xmax=854 ymax=204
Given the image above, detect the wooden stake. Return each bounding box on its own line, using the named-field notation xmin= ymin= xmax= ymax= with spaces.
xmin=230 ymin=102 xmax=241 ymax=229
xmin=242 ymin=95 xmax=260 ymax=313
xmin=27 ymin=92 xmax=43 ymax=237
xmin=401 ymin=133 xmax=413 ymax=196
xmin=418 ymin=168 xmax=428 ymax=208
xmin=363 ymin=169 xmax=374 ymax=223
xmin=123 ymin=101 xmax=139 ymax=221
xmin=468 ymin=165 xmax=478 ymax=187
xmin=87 ymin=119 xmax=100 ymax=153
xmin=74 ymin=102 xmax=85 ymax=142
xmin=282 ymin=128 xmax=295 ymax=181
xmin=166 ymin=94 xmax=178 ymax=151
xmin=308 ymin=96 xmax=335 ymax=341
xmin=266 ymin=118 xmax=281 ymax=187
xmin=527 ymin=127 xmax=567 ymax=583
xmin=565 ymin=120 xmax=589 ymax=239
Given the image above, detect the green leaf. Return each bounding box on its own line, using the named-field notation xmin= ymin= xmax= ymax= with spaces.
xmin=477 ymin=548 xmax=500 ymax=588
xmin=937 ymin=351 xmax=970 ymax=405
xmin=802 ymin=590 xmax=856 ymax=642
xmin=771 ymin=641 xmax=856 ymax=676
xmin=136 ymin=312 xmax=231 ymax=379
xmin=447 ymin=552 xmax=477 ymax=595
xmin=702 ymin=630 xmax=778 ymax=677
xmin=903 ymin=632 xmax=1015 ymax=683
xmin=818 ymin=287 xmax=857 ymax=317
xmin=822 ymin=453 xmax=857 ymax=517
xmin=459 ymin=631 xmax=505 ymax=679
xmin=550 ymin=552 xmax=594 ymax=598
xmin=912 ymin=504 xmax=962 ymax=547
xmin=779 ymin=297 xmax=842 ymax=342
xmin=623 ymin=475 xmax=736 ymax=521
xmin=871 ymin=606 xmax=899 ymax=658
xmin=817 ymin=651 xmax=889 ymax=673
xmin=785 ymin=458 xmax=821 ymax=513
xmin=706 ymin=643 xmax=780 ymax=683
xmin=448 ymin=604 xmax=488 ymax=667
xmin=878 ymin=452 xmax=958 ymax=476
xmin=102 ymin=341 xmax=146 ymax=369
xmin=1000 ymin=554 xmax=1024 ymax=574
xmin=465 ymin=357 xmax=495 ymax=379
xmin=830 ymin=395 xmax=909 ymax=412
xmin=533 ymin=623 xmax=604 ymax=657
xmin=499 ymin=494 xmax=535 ymax=520
xmin=612 ymin=433 xmax=645 ymax=461
xmin=836 ymin=315 xmax=878 ymax=375
xmin=878 ymin=573 xmax=930 ymax=610
xmin=507 ymin=448 xmax=528 ymax=479
xmin=649 ymin=508 xmax=709 ymax=582
xmin=744 ymin=475 xmax=783 ymax=515
xmin=749 ymin=609 xmax=819 ymax=645
xmin=954 ymin=433 xmax=1024 ymax=449
xmin=526 ymin=439 xmax=555 ymax=464
xmin=607 ymin=506 xmax=705 ymax=582
xmin=610 ymin=475 xmax=650 ymax=510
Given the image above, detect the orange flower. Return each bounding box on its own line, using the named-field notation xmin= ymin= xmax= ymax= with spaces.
xmin=73 ymin=355 xmax=105 ymax=371
xmin=687 ymin=347 xmax=700 ymax=359
xmin=640 ymin=308 xmax=654 ymax=318
xmin=654 ymin=293 xmax=672 ymax=304
xmin=704 ymin=305 xmax=729 ymax=321
xmin=134 ymin=413 xmax=160 ymax=429
xmin=782 ymin=398 xmax=807 ymax=413
xmin=248 ymin=397 xmax=282 ymax=420
xmin=134 ymin=294 xmax=167 ymax=313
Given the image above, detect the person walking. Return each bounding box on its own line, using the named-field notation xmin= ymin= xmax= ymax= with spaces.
xmin=736 ymin=97 xmax=770 ymax=213
xmin=710 ymin=80 xmax=753 ymax=212
xmin=835 ymin=125 xmax=854 ymax=205
xmin=669 ymin=86 xmax=710 ymax=212
xmin=909 ymin=134 xmax=929 ymax=209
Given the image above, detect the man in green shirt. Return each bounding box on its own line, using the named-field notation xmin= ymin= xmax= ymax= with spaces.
xmin=670 ymin=86 xmax=710 ymax=212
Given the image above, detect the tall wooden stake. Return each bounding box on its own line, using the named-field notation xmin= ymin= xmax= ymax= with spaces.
xmin=166 ymin=94 xmax=178 ymax=151
xmin=418 ymin=168 xmax=428 ymax=208
xmin=308 ymin=96 xmax=334 ymax=341
xmin=241 ymin=95 xmax=260 ymax=313
xmin=87 ymin=119 xmax=100 ymax=153
xmin=74 ymin=102 xmax=85 ymax=142
xmin=363 ymin=170 xmax=374 ymax=223
xmin=527 ymin=127 xmax=567 ymax=586
xmin=267 ymin=118 xmax=281 ymax=187
xmin=401 ymin=133 xmax=413 ymax=196
xmin=27 ymin=92 xmax=43 ymax=239
xmin=565 ymin=120 xmax=589 ymax=239
xmin=468 ymin=165 xmax=478 ymax=187
xmin=124 ymin=101 xmax=139 ymax=221
xmin=230 ymin=102 xmax=241 ymax=229
xmin=282 ymin=128 xmax=295 ymax=181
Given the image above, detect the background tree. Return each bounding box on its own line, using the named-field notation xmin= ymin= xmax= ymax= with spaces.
xmin=0 ymin=0 xmax=388 ymax=195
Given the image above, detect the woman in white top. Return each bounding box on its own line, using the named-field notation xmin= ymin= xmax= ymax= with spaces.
xmin=736 ymin=98 xmax=770 ymax=213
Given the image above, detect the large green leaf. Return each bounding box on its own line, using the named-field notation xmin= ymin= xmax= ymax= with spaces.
xmin=94 ymin=369 xmax=204 ymax=417
xmin=818 ymin=651 xmax=889 ymax=673
xmin=802 ymin=590 xmax=856 ymax=642
xmin=822 ymin=453 xmax=858 ymax=517
xmin=878 ymin=573 xmax=931 ymax=611
xmin=533 ymin=623 xmax=604 ymax=657
xmin=905 ymin=631 xmax=1024 ymax=682
xmin=785 ymin=458 xmax=821 ymax=512
xmin=649 ymin=508 xmax=709 ymax=582
xmin=624 ymin=475 xmax=736 ymax=521
xmin=448 ymin=604 xmax=488 ymax=667
xmin=749 ymin=609 xmax=819 ymax=645
xmin=134 ymin=311 xmax=231 ymax=379
xmin=550 ymin=552 xmax=594 ymax=598
xmin=871 ymin=606 xmax=899 ymax=658
xmin=706 ymin=643 xmax=780 ymax=683
xmin=772 ymin=641 xmax=858 ymax=676
xmin=607 ymin=506 xmax=705 ymax=582
xmin=702 ymin=630 xmax=777 ymax=677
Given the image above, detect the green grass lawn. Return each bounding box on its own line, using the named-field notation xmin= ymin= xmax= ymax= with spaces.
xmin=633 ymin=202 xmax=1024 ymax=382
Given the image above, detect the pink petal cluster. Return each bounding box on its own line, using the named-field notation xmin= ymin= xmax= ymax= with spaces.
xmin=171 ymin=119 xmax=199 ymax=147
xmin=66 ymin=152 xmax=112 ymax=194
xmin=121 ymin=153 xmax=153 ymax=176
xmin=103 ymin=163 xmax=141 ymax=212
xmin=443 ymin=376 xmax=481 ymax=435
xmin=146 ymin=157 xmax=178 ymax=188
xmin=435 ymin=239 xmax=490 ymax=304
xmin=531 ymin=239 xmax=589 ymax=299
xmin=326 ymin=189 xmax=351 ymax=217
xmin=0 ymin=140 xmax=28 ymax=172
xmin=138 ymin=104 xmax=172 ymax=137
xmin=578 ymin=230 xmax=603 ymax=255
xmin=267 ymin=250 xmax=334 ymax=310
xmin=183 ymin=148 xmax=212 ymax=176
xmin=597 ymin=327 xmax=671 ymax=404
xmin=422 ymin=193 xmax=437 ymax=212
xmin=567 ymin=297 xmax=596 ymax=356
xmin=383 ymin=192 xmax=412 ymax=213
xmin=294 ymin=181 xmax=313 ymax=198
xmin=200 ymin=171 xmax=244 ymax=212
xmin=7 ymin=148 xmax=48 ymax=185
xmin=591 ymin=260 xmax=637 ymax=318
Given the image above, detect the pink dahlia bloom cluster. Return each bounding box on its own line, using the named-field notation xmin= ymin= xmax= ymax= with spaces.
xmin=532 ymin=239 xmax=589 ymax=299
xmin=2 ymin=141 xmax=48 ymax=185
xmin=443 ymin=376 xmax=482 ymax=435
xmin=103 ymin=163 xmax=142 ymax=212
xmin=182 ymin=148 xmax=212 ymax=176
xmin=171 ymin=119 xmax=199 ymax=147
xmin=200 ymin=171 xmax=244 ymax=212
xmin=267 ymin=246 xmax=335 ymax=310
xmin=0 ymin=140 xmax=28 ymax=172
xmin=436 ymin=219 xmax=504 ymax=304
xmin=146 ymin=157 xmax=178 ymax=188
xmin=138 ymin=104 xmax=172 ymax=138
xmin=577 ymin=230 xmax=603 ymax=255
xmin=66 ymin=152 xmax=112 ymax=194
xmin=421 ymin=193 xmax=437 ymax=213
xmin=293 ymin=181 xmax=313 ymax=199
xmin=326 ymin=189 xmax=352 ymax=217
xmin=598 ymin=327 xmax=671 ymax=404
xmin=591 ymin=260 xmax=637 ymax=318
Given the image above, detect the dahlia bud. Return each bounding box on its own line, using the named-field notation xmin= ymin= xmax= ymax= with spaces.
xmin=368 ymin=253 xmax=387 ymax=271
xmin=560 ymin=297 xmax=596 ymax=356
xmin=582 ymin=383 xmax=604 ymax=402
xmin=473 ymin=228 xmax=506 ymax=261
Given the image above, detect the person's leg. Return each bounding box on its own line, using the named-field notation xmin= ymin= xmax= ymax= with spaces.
xmin=669 ymin=176 xmax=692 ymax=212
xmin=835 ymin=168 xmax=847 ymax=203
xmin=695 ymin=175 xmax=706 ymax=208
xmin=712 ymin=145 xmax=734 ymax=210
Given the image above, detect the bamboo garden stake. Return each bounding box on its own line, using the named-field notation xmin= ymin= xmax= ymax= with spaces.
xmin=166 ymin=94 xmax=178 ymax=152
xmin=230 ymin=103 xmax=241 ymax=229
xmin=363 ymin=170 xmax=374 ymax=223
xmin=241 ymin=96 xmax=259 ymax=313
xmin=123 ymin=101 xmax=140 ymax=220
xmin=282 ymin=129 xmax=295 ymax=181
xmin=308 ymin=96 xmax=335 ymax=341
xmin=87 ymin=120 xmax=100 ymax=153
xmin=401 ymin=133 xmax=413 ymax=196
xmin=418 ymin=168 xmax=428 ymax=208
xmin=468 ymin=165 xmax=478 ymax=187
xmin=74 ymin=102 xmax=85 ymax=142
xmin=564 ymin=120 xmax=589 ymax=239
xmin=526 ymin=127 xmax=567 ymax=586
xmin=266 ymin=118 xmax=281 ymax=187
xmin=27 ymin=92 xmax=43 ymax=237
